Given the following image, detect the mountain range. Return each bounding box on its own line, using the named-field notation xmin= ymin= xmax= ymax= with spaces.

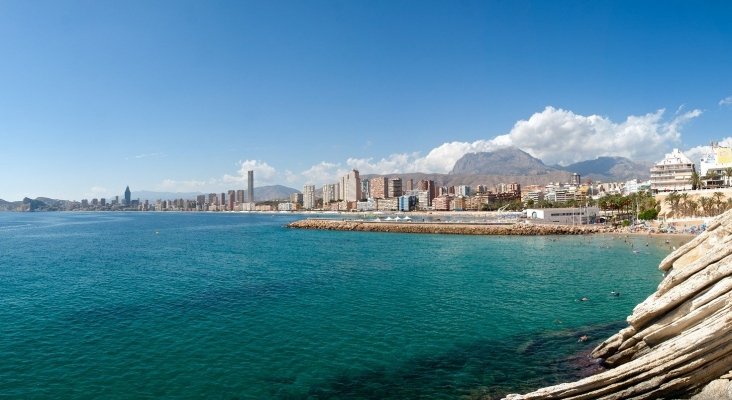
xmin=451 ymin=147 xmax=651 ymax=182
xmin=364 ymin=147 xmax=652 ymax=188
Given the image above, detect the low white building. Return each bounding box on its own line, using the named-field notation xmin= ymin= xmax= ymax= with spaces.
xmin=525 ymin=207 xmax=600 ymax=225
xmin=277 ymin=202 xmax=298 ymax=211
xmin=700 ymin=144 xmax=732 ymax=177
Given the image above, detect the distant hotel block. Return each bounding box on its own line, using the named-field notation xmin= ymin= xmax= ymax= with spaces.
xmin=124 ymin=186 xmax=131 ymax=205
xmin=303 ymin=185 xmax=315 ymax=209
xmin=340 ymin=169 xmax=361 ymax=202
xmin=650 ymin=148 xmax=696 ymax=192
xmin=700 ymin=143 xmax=732 ymax=187
xmin=247 ymin=170 xmax=254 ymax=203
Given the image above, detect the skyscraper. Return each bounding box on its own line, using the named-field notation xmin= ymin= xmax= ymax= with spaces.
xmin=247 ymin=170 xmax=254 ymax=203
xmin=388 ymin=178 xmax=402 ymax=198
xmin=303 ymin=185 xmax=315 ymax=209
xmin=339 ymin=170 xmax=361 ymax=202
xmin=370 ymin=177 xmax=387 ymax=199
xmin=124 ymin=186 xmax=131 ymax=206
xmin=227 ymin=190 xmax=236 ymax=210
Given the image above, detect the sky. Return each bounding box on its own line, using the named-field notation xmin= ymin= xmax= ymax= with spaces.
xmin=1 ymin=0 xmax=732 ymax=201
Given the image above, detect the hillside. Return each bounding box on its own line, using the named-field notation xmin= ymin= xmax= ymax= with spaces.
xmin=447 ymin=148 xmax=651 ymax=184
xmin=558 ymin=156 xmax=653 ymax=181
xmin=450 ymin=147 xmax=559 ymax=176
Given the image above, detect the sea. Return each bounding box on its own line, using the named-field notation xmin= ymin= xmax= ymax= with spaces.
xmin=0 ymin=212 xmax=687 ymax=399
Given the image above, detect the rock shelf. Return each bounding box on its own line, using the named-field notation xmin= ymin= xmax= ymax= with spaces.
xmin=287 ymin=219 xmax=612 ymax=235
xmin=503 ymin=209 xmax=732 ymax=400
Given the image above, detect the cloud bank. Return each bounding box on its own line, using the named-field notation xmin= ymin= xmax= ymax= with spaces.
xmin=158 ymin=106 xmax=705 ymax=191
xmin=345 ymin=106 xmax=701 ymax=175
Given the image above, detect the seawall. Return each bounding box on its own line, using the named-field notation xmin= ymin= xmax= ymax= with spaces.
xmin=287 ymin=219 xmax=614 ymax=235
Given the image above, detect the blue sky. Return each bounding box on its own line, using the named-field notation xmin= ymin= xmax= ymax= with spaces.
xmin=1 ymin=0 xmax=732 ymax=201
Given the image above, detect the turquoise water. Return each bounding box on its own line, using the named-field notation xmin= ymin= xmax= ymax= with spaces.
xmin=0 ymin=212 xmax=685 ymax=399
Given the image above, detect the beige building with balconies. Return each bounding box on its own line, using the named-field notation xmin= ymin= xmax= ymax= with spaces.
xmin=650 ymin=148 xmax=696 ymax=192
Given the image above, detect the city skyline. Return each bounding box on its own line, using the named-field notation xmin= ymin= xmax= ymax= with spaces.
xmin=2 ymin=1 xmax=732 ymax=201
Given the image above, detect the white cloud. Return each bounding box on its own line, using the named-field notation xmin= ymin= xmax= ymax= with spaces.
xmin=346 ymin=152 xmax=420 ymax=175
xmin=338 ymin=106 xmax=702 ymax=176
xmin=125 ymin=152 xmax=165 ymax=160
xmin=151 ymin=106 xmax=705 ymax=191
xmin=489 ymin=106 xmax=701 ymax=166
xmin=300 ymin=162 xmax=347 ymax=185
xmin=222 ymin=159 xmax=277 ymax=185
xmin=719 ymin=96 xmax=732 ymax=106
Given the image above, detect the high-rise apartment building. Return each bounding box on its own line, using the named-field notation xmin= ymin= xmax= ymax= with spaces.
xmin=290 ymin=192 xmax=303 ymax=205
xmin=339 ymin=170 xmax=361 ymax=202
xmin=303 ymin=185 xmax=316 ymax=209
xmin=227 ymin=190 xmax=236 ymax=210
xmin=388 ymin=178 xmax=402 ymax=198
xmin=322 ymin=184 xmax=337 ymax=204
xmin=456 ymin=185 xmax=471 ymax=197
xmin=236 ymin=190 xmax=245 ymax=204
xmin=124 ymin=186 xmax=131 ymax=205
xmin=361 ymin=179 xmax=370 ymax=199
xmin=417 ymin=180 xmax=436 ymax=205
xmin=370 ymin=177 xmax=387 ymax=199
xmin=247 ymin=170 xmax=254 ymax=202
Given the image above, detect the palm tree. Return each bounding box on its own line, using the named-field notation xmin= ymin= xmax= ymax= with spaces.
xmin=699 ymin=197 xmax=715 ymax=217
xmin=686 ymin=199 xmax=699 ymax=217
xmin=725 ymin=167 xmax=732 ymax=188
xmin=712 ymin=192 xmax=726 ymax=215
xmin=690 ymin=171 xmax=702 ymax=190
xmin=680 ymin=193 xmax=690 ymax=217
xmin=665 ymin=192 xmax=681 ymax=217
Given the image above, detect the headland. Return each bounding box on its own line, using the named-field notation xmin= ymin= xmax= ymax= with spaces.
xmin=503 ymin=209 xmax=732 ymax=399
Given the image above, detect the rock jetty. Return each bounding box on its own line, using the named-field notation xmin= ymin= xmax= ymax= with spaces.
xmin=287 ymin=219 xmax=612 ymax=235
xmin=504 ymin=209 xmax=732 ymax=400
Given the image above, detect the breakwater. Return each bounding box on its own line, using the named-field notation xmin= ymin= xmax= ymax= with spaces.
xmin=287 ymin=219 xmax=614 ymax=235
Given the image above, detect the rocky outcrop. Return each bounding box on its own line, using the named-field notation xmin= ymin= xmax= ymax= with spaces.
xmin=287 ymin=219 xmax=614 ymax=235
xmin=503 ymin=210 xmax=732 ymax=400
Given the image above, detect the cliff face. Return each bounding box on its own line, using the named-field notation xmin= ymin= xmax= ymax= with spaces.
xmin=504 ymin=210 xmax=732 ymax=400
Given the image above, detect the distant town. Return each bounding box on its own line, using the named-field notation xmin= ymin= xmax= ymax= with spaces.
xmin=7 ymin=143 xmax=732 ymax=226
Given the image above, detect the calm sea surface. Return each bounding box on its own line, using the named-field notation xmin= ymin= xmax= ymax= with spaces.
xmin=0 ymin=212 xmax=686 ymax=399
